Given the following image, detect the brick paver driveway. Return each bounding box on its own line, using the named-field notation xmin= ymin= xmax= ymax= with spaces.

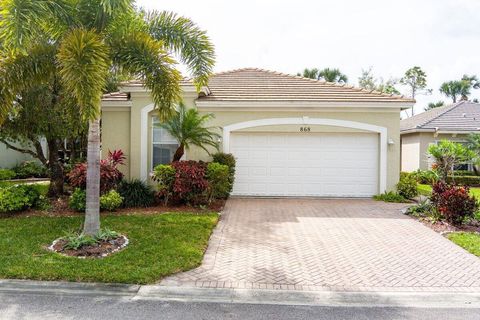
xmin=161 ymin=198 xmax=480 ymax=292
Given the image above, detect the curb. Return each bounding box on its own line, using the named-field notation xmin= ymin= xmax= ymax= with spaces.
xmin=2 ymin=279 xmax=480 ymax=308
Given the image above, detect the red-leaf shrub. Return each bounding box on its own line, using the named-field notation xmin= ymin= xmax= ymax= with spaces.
xmin=171 ymin=161 xmax=209 ymax=205
xmin=68 ymin=150 xmax=125 ymax=194
xmin=431 ymin=181 xmax=478 ymax=225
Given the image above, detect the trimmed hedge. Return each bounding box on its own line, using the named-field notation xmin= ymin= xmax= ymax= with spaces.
xmin=446 ymin=175 xmax=480 ymax=186
xmin=0 ymin=169 xmax=16 ymax=181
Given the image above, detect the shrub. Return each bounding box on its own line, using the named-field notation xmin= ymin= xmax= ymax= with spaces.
xmin=68 ymin=149 xmax=125 ymax=194
xmin=69 ymin=188 xmax=123 ymax=212
xmin=396 ymin=172 xmax=418 ymax=199
xmin=431 ymin=181 xmax=478 ymax=225
xmin=452 ymin=170 xmax=478 ymax=177
xmin=13 ymin=161 xmax=48 ymax=179
xmin=171 ymin=161 xmax=209 ymax=205
xmin=0 ymin=184 xmax=44 ymax=213
xmin=117 ymin=179 xmax=155 ymax=208
xmin=152 ymin=164 xmax=176 ymax=205
xmin=212 ymin=153 xmax=236 ymax=196
xmin=206 ymin=162 xmax=230 ymax=202
xmin=0 ymin=169 xmax=16 ymax=181
xmin=446 ymin=175 xmax=480 ymax=186
xmin=410 ymin=169 xmax=438 ymax=185
xmin=373 ymin=191 xmax=408 ymax=203
xmin=69 ymin=188 xmax=86 ymax=212
xmin=99 ymin=190 xmax=123 ymax=211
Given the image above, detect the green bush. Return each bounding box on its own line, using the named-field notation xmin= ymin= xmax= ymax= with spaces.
xmin=152 ymin=164 xmax=176 ymax=205
xmin=117 ymin=179 xmax=155 ymax=208
xmin=212 ymin=153 xmax=236 ymax=197
xmin=13 ymin=161 xmax=48 ymax=179
xmin=206 ymin=162 xmax=230 ymax=202
xmin=69 ymin=188 xmax=86 ymax=212
xmin=446 ymin=175 xmax=480 ymax=186
xmin=99 ymin=190 xmax=123 ymax=211
xmin=373 ymin=191 xmax=408 ymax=203
xmin=397 ymin=172 xmax=418 ymax=199
xmin=69 ymin=188 xmax=123 ymax=212
xmin=410 ymin=169 xmax=438 ymax=184
xmin=0 ymin=184 xmax=45 ymax=213
xmin=453 ymin=170 xmax=478 ymax=177
xmin=0 ymin=169 xmax=16 ymax=181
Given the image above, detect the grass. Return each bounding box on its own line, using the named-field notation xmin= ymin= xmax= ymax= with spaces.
xmin=0 ymin=212 xmax=218 ymax=284
xmin=373 ymin=191 xmax=409 ymax=203
xmin=447 ymin=232 xmax=480 ymax=257
xmin=417 ymin=184 xmax=480 ymax=199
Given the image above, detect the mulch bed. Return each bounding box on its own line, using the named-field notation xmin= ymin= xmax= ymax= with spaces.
xmin=417 ymin=218 xmax=480 ymax=234
xmin=49 ymin=235 xmax=128 ymax=258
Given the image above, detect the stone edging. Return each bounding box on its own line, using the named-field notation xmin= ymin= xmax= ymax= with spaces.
xmin=47 ymin=235 xmax=129 ymax=259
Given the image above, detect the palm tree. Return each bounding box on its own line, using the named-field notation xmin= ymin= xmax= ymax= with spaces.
xmin=439 ymin=81 xmax=463 ymax=103
xmin=425 ymin=101 xmax=445 ymax=111
xmin=318 ymin=68 xmax=348 ymax=84
xmin=297 ymin=68 xmax=319 ymax=79
xmin=0 ymin=0 xmax=215 ymax=235
xmin=159 ymin=103 xmax=220 ymax=162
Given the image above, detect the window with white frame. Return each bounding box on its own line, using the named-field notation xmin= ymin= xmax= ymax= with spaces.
xmin=152 ymin=117 xmax=179 ymax=168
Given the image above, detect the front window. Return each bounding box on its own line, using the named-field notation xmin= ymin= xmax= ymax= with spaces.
xmin=152 ymin=117 xmax=179 ymax=168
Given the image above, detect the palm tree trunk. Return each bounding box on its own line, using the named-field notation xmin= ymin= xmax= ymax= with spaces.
xmin=172 ymin=143 xmax=185 ymax=162
xmin=83 ymin=118 xmax=101 ymax=236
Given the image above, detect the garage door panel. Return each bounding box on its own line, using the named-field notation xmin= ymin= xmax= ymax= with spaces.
xmin=230 ymin=132 xmax=379 ymax=197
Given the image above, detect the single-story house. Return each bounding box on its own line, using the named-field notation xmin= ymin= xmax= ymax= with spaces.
xmin=400 ymin=101 xmax=480 ymax=172
xmin=101 ymin=68 xmax=414 ymax=197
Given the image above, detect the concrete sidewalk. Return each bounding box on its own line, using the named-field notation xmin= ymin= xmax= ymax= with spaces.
xmin=1 ymin=279 xmax=480 ymax=308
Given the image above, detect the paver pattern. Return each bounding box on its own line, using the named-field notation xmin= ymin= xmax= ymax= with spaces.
xmin=161 ymin=198 xmax=480 ymax=292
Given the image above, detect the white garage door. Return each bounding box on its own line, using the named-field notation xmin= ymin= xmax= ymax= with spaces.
xmin=230 ymin=132 xmax=379 ymax=197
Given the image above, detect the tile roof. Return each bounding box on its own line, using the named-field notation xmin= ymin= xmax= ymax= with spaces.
xmin=400 ymin=101 xmax=480 ymax=133
xmin=102 ymin=92 xmax=129 ymax=101
xmin=197 ymin=68 xmax=415 ymax=103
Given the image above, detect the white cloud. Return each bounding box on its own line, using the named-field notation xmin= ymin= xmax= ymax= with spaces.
xmin=137 ymin=0 xmax=480 ymax=113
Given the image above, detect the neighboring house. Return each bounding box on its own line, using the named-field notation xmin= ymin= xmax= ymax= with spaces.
xmin=400 ymin=101 xmax=480 ymax=172
xmin=101 ymin=68 xmax=414 ymax=197
xmin=0 ymin=142 xmax=36 ymax=168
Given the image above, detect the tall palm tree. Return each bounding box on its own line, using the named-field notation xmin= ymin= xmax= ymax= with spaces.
xmin=159 ymin=103 xmax=220 ymax=162
xmin=297 ymin=68 xmax=319 ymax=79
xmin=0 ymin=0 xmax=215 ymax=235
xmin=439 ymin=81 xmax=463 ymax=103
xmin=317 ymin=68 xmax=348 ymax=84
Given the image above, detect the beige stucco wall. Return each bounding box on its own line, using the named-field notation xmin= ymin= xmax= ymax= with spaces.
xmin=401 ymin=132 xmax=471 ymax=171
xmin=102 ymin=89 xmax=403 ymax=193
xmin=0 ymin=142 xmax=33 ymax=168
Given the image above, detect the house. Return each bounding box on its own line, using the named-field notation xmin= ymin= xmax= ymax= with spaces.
xmin=101 ymin=68 xmax=414 ymax=197
xmin=400 ymin=101 xmax=480 ymax=172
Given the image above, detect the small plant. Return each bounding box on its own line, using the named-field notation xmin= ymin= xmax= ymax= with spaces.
xmin=99 ymin=190 xmax=123 ymax=211
xmin=62 ymin=233 xmax=97 ymax=250
xmin=206 ymin=162 xmax=230 ymax=202
xmin=117 ymin=179 xmax=155 ymax=208
xmin=430 ymin=181 xmax=478 ymax=225
xmin=212 ymin=153 xmax=236 ymax=196
xmin=406 ymin=198 xmax=435 ymax=218
xmin=69 ymin=189 xmax=123 ymax=212
xmin=373 ymin=191 xmax=408 ymax=203
xmin=13 ymin=161 xmax=48 ymax=179
xmin=67 ymin=149 xmax=125 ymax=194
xmin=171 ymin=161 xmax=209 ymax=205
xmin=0 ymin=169 xmax=16 ymax=181
xmin=397 ymin=172 xmax=418 ymax=199
xmin=410 ymin=169 xmax=439 ymax=185
xmin=0 ymin=186 xmax=30 ymax=213
xmin=152 ymin=164 xmax=176 ymax=205
xmin=95 ymin=228 xmax=119 ymax=241
xmin=69 ymin=188 xmax=86 ymax=212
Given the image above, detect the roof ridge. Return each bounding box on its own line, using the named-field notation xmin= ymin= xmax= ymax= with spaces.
xmin=416 ymin=101 xmax=466 ymax=128
xmin=212 ymin=67 xmax=412 ymax=101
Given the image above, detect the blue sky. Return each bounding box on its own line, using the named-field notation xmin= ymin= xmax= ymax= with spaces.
xmin=138 ymin=0 xmax=480 ymax=114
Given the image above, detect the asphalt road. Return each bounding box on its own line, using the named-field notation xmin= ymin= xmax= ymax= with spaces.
xmin=0 ymin=293 xmax=479 ymax=320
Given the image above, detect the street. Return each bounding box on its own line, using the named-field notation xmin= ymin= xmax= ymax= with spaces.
xmin=0 ymin=292 xmax=479 ymax=320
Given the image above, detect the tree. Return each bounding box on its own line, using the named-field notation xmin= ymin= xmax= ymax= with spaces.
xmin=0 ymin=83 xmax=87 ymax=197
xmin=428 ymin=140 xmax=475 ymax=181
xmin=400 ymin=66 xmax=429 ymax=116
xmin=297 ymin=67 xmax=348 ymax=84
xmin=466 ymin=133 xmax=480 ymax=174
xmin=425 ymin=101 xmax=445 ymax=111
xmin=0 ymin=0 xmax=215 ymax=236
xmin=440 ymin=75 xmax=479 ymax=103
xmin=159 ymin=103 xmax=220 ymax=162
xmin=358 ymin=67 xmax=400 ymax=94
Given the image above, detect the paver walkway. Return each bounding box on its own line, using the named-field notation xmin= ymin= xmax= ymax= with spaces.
xmin=161 ymin=198 xmax=480 ymax=292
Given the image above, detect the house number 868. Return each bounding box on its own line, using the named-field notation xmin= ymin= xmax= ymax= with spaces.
xmin=300 ymin=127 xmax=311 ymax=132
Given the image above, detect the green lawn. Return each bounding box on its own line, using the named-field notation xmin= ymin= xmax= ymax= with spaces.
xmin=447 ymin=232 xmax=480 ymax=257
xmin=0 ymin=212 xmax=218 ymax=284
xmin=417 ymin=184 xmax=480 ymax=199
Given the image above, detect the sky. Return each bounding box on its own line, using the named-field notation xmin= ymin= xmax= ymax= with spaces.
xmin=137 ymin=0 xmax=480 ymax=115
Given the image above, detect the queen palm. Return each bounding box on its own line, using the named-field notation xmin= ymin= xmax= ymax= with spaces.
xmin=0 ymin=0 xmax=215 ymax=235
xmin=159 ymin=103 xmax=220 ymax=162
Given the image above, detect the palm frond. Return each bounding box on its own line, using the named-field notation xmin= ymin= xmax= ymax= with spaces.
xmin=0 ymin=0 xmax=73 ymax=49
xmin=76 ymin=0 xmax=135 ymax=31
xmin=146 ymin=11 xmax=215 ymax=89
xmin=111 ymin=32 xmax=182 ymax=120
xmin=57 ymin=29 xmax=110 ymax=120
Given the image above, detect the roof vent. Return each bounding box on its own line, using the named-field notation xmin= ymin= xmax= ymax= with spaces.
xmin=463 ymin=113 xmax=467 ymax=117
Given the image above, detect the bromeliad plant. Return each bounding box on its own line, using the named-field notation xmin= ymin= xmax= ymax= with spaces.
xmin=0 ymin=0 xmax=215 ymax=236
